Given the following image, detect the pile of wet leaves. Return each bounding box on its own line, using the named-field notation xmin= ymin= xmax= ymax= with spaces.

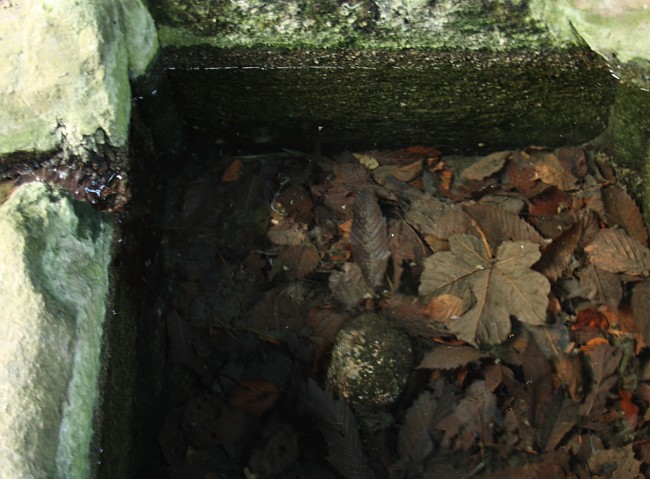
xmin=158 ymin=143 xmax=650 ymax=478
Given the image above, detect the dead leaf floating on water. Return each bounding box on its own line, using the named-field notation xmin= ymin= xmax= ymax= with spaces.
xmin=419 ymin=234 xmax=550 ymax=345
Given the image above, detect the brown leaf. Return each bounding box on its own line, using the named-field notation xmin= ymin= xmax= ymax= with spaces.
xmin=371 ymin=160 xmax=422 ymax=185
xmin=381 ymin=294 xmax=448 ymax=338
xmin=465 ymin=203 xmax=546 ymax=251
xmin=267 ymin=222 xmax=308 ymax=246
xmin=585 ymin=228 xmax=650 ymax=275
xmin=227 ymin=378 xmax=281 ymax=415
xmin=182 ymin=394 xmax=247 ymax=447
xmin=419 ymin=234 xmax=550 ymax=345
xmin=556 ymin=146 xmax=587 ymax=178
xmin=417 ymin=345 xmax=487 ymax=370
xmin=587 ymin=444 xmax=643 ymax=478
xmin=533 ymin=151 xmax=578 ymax=190
xmin=278 ymin=244 xmax=319 ymax=279
xmin=306 ymin=307 xmax=350 ymax=342
xmin=222 ymin=158 xmax=242 ymax=182
xmin=602 ymin=185 xmax=648 ymax=245
xmin=304 ymin=380 xmax=374 ymax=479
xmin=535 ymin=221 xmax=583 ymax=281
xmin=423 ymin=293 xmax=467 ymax=322
xmin=388 ymin=218 xmax=428 ymax=290
xmin=578 ymin=264 xmax=623 ymax=310
xmin=350 ymin=188 xmax=391 ymax=288
xmin=399 ymin=383 xmax=456 ymax=469
xmin=329 ymin=263 xmax=373 ymax=310
xmin=435 ymin=380 xmax=499 ymax=451
xmin=276 ymin=185 xmax=314 ymax=224
xmin=632 ymin=281 xmax=650 ymax=347
xmin=460 ymin=150 xmax=510 ymax=181
xmin=579 ymin=341 xmax=622 ymax=418
xmin=506 ymin=150 xmax=539 ymax=192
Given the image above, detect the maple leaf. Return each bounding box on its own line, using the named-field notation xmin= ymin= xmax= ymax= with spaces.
xmin=419 ymin=234 xmax=550 ymax=345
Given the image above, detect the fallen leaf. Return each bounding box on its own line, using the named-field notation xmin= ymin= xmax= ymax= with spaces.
xmin=579 ymin=341 xmax=622 ymax=418
xmin=350 ymin=188 xmax=391 ymax=288
xmin=398 ymin=381 xmax=456 ymax=471
xmin=435 ymin=380 xmax=499 ymax=451
xmin=417 ymin=345 xmax=487 ymax=370
xmin=422 ymin=293 xmax=468 ymax=322
xmin=556 ymin=146 xmax=587 ymax=178
xmin=506 ymin=150 xmax=539 ymax=193
xmin=277 ymin=185 xmax=314 ymax=224
xmin=306 ymin=307 xmax=350 ymax=342
xmin=303 ymin=380 xmax=374 ymax=479
xmin=247 ymin=424 xmax=299 ymax=477
xmin=329 ymin=263 xmax=373 ymax=310
xmin=381 ymin=294 xmax=448 ymax=338
xmin=419 ymin=234 xmax=550 ymax=345
xmin=578 ymin=264 xmax=623 ymax=310
xmin=533 ymin=151 xmax=578 ymax=191
xmin=602 ymin=185 xmax=648 ymax=245
xmin=267 ymin=222 xmax=308 ymax=246
xmin=182 ymin=394 xmax=247 ymax=447
xmin=387 ymin=218 xmax=428 ymax=290
xmin=222 ymin=158 xmax=242 ymax=182
xmin=371 ymin=160 xmax=422 ymax=185
xmin=227 ymin=378 xmax=281 ymax=415
xmin=278 ymin=244 xmax=320 ymax=279
xmin=618 ymin=389 xmax=639 ymax=427
xmin=587 ymin=444 xmax=643 ymax=478
xmin=460 ymin=150 xmax=510 ymax=181
xmin=465 ymin=203 xmax=546 ymax=251
xmin=534 ymin=221 xmax=583 ymax=281
xmin=585 ymin=228 xmax=650 ymax=275
xmin=631 ymin=281 xmax=650 ymax=347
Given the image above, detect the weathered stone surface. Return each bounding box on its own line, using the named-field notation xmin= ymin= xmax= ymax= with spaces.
xmin=0 ymin=183 xmax=113 ymax=478
xmin=0 ymin=0 xmax=158 ymax=159
xmin=530 ymin=0 xmax=650 ymax=64
xmin=152 ymin=0 xmax=562 ymax=50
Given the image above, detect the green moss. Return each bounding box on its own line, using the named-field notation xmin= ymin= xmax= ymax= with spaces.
xmin=153 ymin=0 xmax=562 ymax=51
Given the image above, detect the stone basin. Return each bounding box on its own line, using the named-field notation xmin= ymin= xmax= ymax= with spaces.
xmin=1 ymin=0 xmax=650 ymax=477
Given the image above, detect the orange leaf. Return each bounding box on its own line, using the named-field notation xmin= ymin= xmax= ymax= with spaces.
xmin=618 ymin=389 xmax=639 ymax=427
xmin=573 ymin=309 xmax=609 ymax=332
xmin=579 ymin=336 xmax=610 ymax=352
xmin=221 ymin=158 xmax=242 ymax=182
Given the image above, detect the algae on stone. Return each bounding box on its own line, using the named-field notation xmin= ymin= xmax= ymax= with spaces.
xmin=0 ymin=182 xmax=113 ymax=479
xmin=152 ymin=0 xmax=560 ymax=50
xmin=0 ymin=0 xmax=158 ymax=158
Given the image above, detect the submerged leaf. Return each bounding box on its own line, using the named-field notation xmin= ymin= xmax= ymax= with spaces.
xmin=602 ymin=185 xmax=648 ymax=245
xmin=460 ymin=151 xmax=510 ymax=181
xmin=465 ymin=203 xmax=545 ymax=251
xmin=419 ymin=235 xmax=550 ymax=345
xmin=585 ymin=228 xmax=650 ymax=275
xmin=350 ymin=189 xmax=391 ymax=288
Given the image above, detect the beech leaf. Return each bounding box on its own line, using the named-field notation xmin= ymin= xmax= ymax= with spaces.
xmin=465 ymin=203 xmax=545 ymax=250
xmin=602 ymin=185 xmax=648 ymax=245
xmin=419 ymin=234 xmax=550 ymax=345
xmin=585 ymin=228 xmax=650 ymax=276
xmin=460 ymin=151 xmax=510 ymax=181
xmin=350 ymin=188 xmax=391 ymax=288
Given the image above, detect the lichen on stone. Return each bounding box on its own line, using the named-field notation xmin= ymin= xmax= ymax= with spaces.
xmin=326 ymin=312 xmax=413 ymax=430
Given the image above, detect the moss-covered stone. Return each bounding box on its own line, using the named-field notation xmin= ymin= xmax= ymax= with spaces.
xmin=0 ymin=182 xmax=113 ymax=478
xmin=0 ymin=0 xmax=158 ymax=159
xmin=151 ymin=0 xmax=562 ymax=50
xmin=326 ymin=313 xmax=413 ymax=431
xmin=162 ymin=46 xmax=615 ymax=151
